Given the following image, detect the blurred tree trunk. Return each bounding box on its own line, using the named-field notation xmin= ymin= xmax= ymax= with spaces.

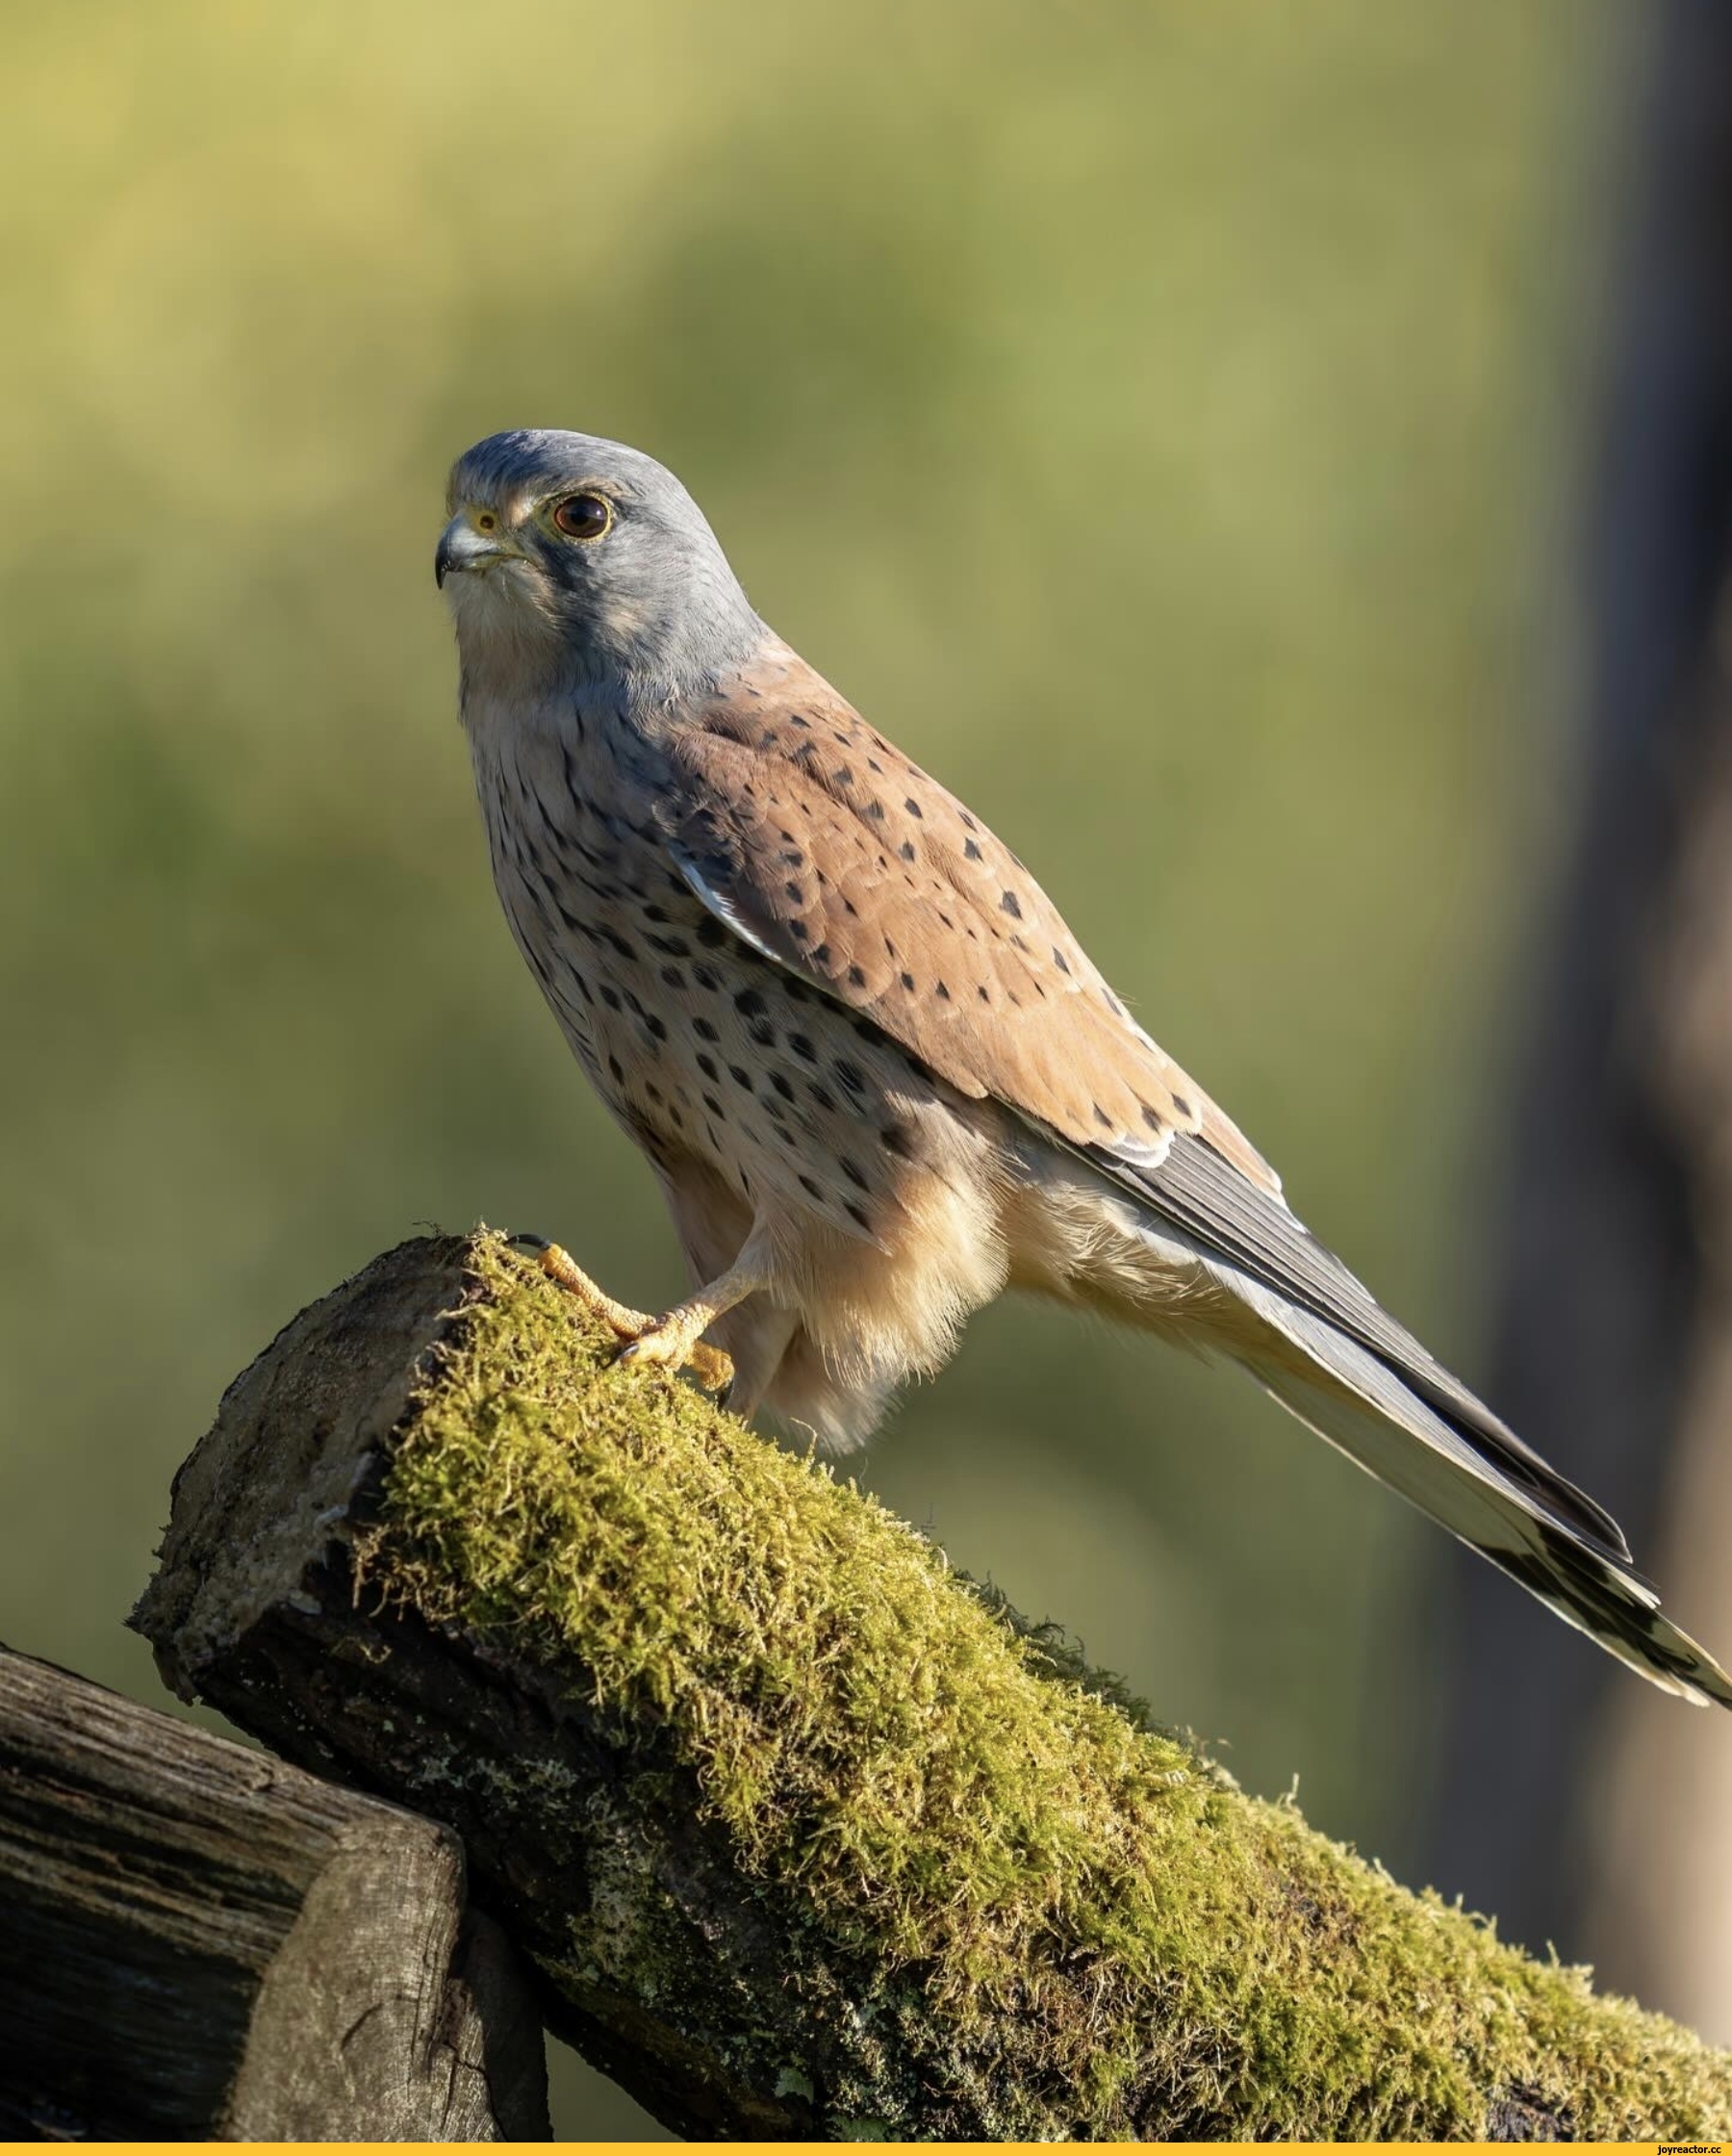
xmin=1427 ymin=0 xmax=1732 ymax=2039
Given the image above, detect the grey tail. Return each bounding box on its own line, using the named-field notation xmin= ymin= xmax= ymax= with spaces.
xmin=1214 ymin=1263 xmax=1732 ymax=1708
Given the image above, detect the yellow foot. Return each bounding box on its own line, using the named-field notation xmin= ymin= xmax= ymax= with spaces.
xmin=530 ymin=1240 xmax=734 ymax=1395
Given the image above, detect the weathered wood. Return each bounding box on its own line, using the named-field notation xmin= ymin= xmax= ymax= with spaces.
xmin=0 ymin=1646 xmax=549 ymax=2142
xmin=128 ymin=1231 xmax=1732 ymax=2141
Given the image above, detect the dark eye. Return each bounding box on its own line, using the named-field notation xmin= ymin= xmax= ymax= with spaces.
xmin=552 ymin=493 xmax=613 ymax=540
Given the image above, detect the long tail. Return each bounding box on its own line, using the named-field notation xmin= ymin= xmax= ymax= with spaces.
xmin=1210 ymin=1259 xmax=1732 ymax=1707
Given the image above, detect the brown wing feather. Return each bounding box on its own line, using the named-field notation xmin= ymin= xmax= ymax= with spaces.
xmin=659 ymin=641 xmax=1280 ymax=1194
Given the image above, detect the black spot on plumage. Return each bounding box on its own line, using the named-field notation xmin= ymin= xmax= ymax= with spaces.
xmin=728 ymin=1064 xmax=751 ymax=1088
xmin=660 ymin=965 xmax=685 ymax=989
xmin=607 ymin=1054 xmax=624 ymax=1084
xmin=747 ymin=1018 xmax=776 ymax=1047
xmin=697 ymin=1052 xmax=719 ymax=1080
xmin=799 ymin=1173 xmax=824 ymax=1199
xmin=770 ymin=1071 xmax=796 ymax=1102
xmin=978 ymin=985 xmax=990 ymax=1002
xmin=811 ymin=943 xmax=831 ymax=966
xmin=935 ymin=981 xmax=951 ymax=1000
xmin=645 ymin=1081 xmax=661 ymax=1103
xmin=834 ymin=1058 xmax=866 ymax=1094
xmin=880 ymin=1119 xmax=916 ymax=1159
xmin=693 ymin=1016 xmax=719 ymax=1042
xmin=1171 ymin=1092 xmax=1194 ymax=1118
xmin=1054 ymin=948 xmax=1071 ymax=974
xmin=695 ymin=916 xmax=727 ymax=948
xmin=1001 ymin=890 xmax=1023 ymax=920
xmin=847 ymin=964 xmax=867 ymax=988
xmin=645 ymin=1014 xmax=668 ymax=1042
xmin=845 ymin=1201 xmax=873 ymax=1233
xmin=599 ymin=985 xmax=623 ymax=1012
xmin=702 ymin=1093 xmax=725 ymax=1119
xmin=963 ymin=837 xmax=983 ymax=861
xmin=788 ymin=919 xmax=810 ymax=941
xmin=1093 ymin=1105 xmax=1115 ymax=1130
xmin=693 ymin=963 xmax=722 ymax=991
xmin=808 ymin=1083 xmax=837 ymax=1112
xmin=784 ymin=881 xmax=804 ymax=903
xmin=1142 ymin=1103 xmax=1164 ymax=1132
xmin=865 ymin=800 xmax=886 ymax=822
xmin=788 ymin=1034 xmax=817 ymax=1063
xmin=900 ymin=972 xmax=915 ymax=993
xmin=735 ymin=988 xmax=767 ymax=1018
xmin=789 ymin=712 xmax=810 ymax=729
xmin=840 ymin=1157 xmax=869 ymax=1190
xmin=834 ymin=766 xmax=853 ymax=788
xmin=646 ymin=932 xmax=691 ymax=957
xmin=904 ymin=798 xmax=924 ymax=818
xmin=899 ymin=840 xmax=917 ymax=862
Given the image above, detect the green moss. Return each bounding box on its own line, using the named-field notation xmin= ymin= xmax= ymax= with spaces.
xmin=371 ymin=1234 xmax=1732 ymax=2140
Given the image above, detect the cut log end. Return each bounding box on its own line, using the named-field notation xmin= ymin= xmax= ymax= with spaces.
xmin=0 ymin=1644 xmax=550 ymax=2142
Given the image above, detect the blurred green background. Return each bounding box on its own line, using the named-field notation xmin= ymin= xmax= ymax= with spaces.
xmin=0 ymin=0 xmax=1626 ymax=2134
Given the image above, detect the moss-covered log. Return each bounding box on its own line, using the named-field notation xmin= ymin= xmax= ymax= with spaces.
xmin=132 ymin=1232 xmax=1732 ymax=2141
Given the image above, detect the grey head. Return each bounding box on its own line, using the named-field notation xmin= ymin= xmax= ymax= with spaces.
xmin=437 ymin=429 xmax=764 ymax=702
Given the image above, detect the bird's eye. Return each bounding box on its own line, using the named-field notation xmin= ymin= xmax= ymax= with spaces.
xmin=552 ymin=493 xmax=614 ymax=541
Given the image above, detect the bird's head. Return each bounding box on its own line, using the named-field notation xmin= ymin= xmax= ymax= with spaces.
xmin=437 ymin=429 xmax=762 ymax=698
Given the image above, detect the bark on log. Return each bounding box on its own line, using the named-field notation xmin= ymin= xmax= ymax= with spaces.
xmin=0 ymin=1644 xmax=550 ymax=2141
xmin=131 ymin=1231 xmax=1732 ymax=2142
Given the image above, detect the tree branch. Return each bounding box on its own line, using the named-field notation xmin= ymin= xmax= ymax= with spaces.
xmin=131 ymin=1232 xmax=1732 ymax=2141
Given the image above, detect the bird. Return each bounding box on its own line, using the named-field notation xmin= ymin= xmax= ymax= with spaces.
xmin=436 ymin=424 xmax=1732 ymax=1709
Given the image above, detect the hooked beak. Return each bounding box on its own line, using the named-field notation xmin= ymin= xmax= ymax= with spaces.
xmin=435 ymin=513 xmax=522 ymax=588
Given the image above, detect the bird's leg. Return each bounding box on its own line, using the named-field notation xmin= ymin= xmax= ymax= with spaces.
xmin=528 ymin=1238 xmax=754 ymax=1396
xmin=614 ymin=1242 xmax=776 ymax=1390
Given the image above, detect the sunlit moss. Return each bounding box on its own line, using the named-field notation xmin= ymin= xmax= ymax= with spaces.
xmin=370 ymin=1234 xmax=1732 ymax=2141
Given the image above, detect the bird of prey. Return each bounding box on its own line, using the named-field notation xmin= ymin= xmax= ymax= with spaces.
xmin=437 ymin=426 xmax=1732 ymax=1708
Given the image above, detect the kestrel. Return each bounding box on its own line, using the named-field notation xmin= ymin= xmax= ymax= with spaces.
xmin=437 ymin=427 xmax=1731 ymax=1708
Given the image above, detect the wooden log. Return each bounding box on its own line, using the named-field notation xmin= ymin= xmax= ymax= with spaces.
xmin=0 ymin=1646 xmax=549 ymax=2141
xmin=130 ymin=1230 xmax=1732 ymax=2141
